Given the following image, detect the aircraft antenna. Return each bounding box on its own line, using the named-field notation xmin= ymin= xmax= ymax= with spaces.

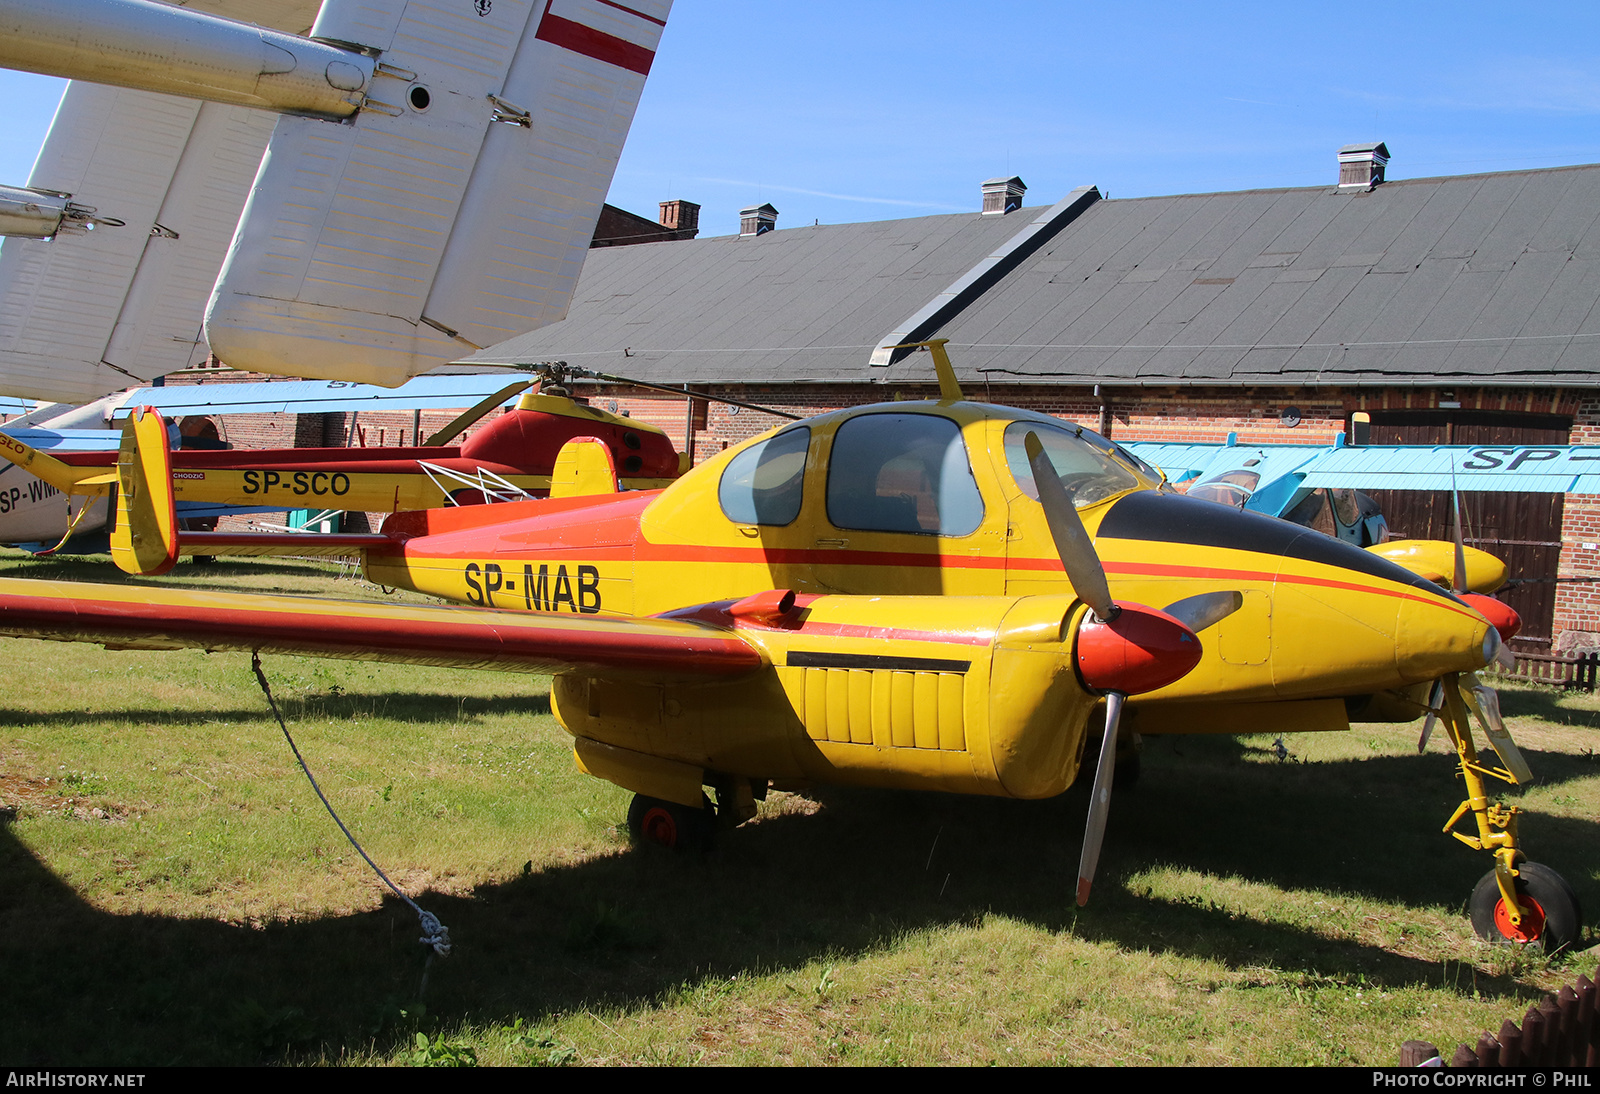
xmin=883 ymin=339 xmax=963 ymax=403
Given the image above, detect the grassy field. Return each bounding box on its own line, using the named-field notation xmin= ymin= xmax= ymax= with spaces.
xmin=0 ymin=552 xmax=1595 ymax=1066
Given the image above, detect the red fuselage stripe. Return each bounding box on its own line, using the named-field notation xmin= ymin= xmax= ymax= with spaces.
xmin=393 ymin=532 xmax=1472 ymax=618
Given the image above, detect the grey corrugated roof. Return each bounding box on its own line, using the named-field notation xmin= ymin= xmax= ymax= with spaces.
xmin=468 ymin=162 xmax=1600 ymax=388
xmin=469 ymin=208 xmax=1042 ymax=384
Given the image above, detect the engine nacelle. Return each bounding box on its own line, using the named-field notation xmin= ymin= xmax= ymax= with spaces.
xmin=552 ymin=593 xmax=1099 ymax=803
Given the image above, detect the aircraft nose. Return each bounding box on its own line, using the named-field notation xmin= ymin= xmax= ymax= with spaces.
xmin=1092 ymin=491 xmax=1495 ymax=695
xmin=1395 ymin=589 xmax=1494 ymax=682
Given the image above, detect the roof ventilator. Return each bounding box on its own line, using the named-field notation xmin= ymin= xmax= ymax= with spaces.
xmin=1338 ymin=142 xmax=1389 ymax=192
xmin=982 ymin=176 xmax=1026 ymax=215
xmin=739 ymin=203 xmax=778 ymax=237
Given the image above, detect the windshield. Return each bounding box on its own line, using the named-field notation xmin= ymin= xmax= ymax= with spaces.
xmin=1002 ymin=420 xmax=1139 ymax=508
xmin=1188 ymin=469 xmax=1261 ymax=510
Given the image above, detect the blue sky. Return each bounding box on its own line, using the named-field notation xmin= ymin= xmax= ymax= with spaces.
xmin=4 ymin=2 xmax=1600 ymax=237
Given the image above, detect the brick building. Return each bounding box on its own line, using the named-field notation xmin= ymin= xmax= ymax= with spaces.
xmin=461 ymin=150 xmax=1600 ymax=651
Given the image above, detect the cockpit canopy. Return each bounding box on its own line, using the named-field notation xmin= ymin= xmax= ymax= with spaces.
xmin=715 ymin=404 xmax=1158 ymax=536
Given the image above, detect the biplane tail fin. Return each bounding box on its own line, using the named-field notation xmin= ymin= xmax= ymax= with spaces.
xmin=110 ymin=407 xmax=179 ymax=576
xmin=109 ymin=406 xmax=390 ymax=574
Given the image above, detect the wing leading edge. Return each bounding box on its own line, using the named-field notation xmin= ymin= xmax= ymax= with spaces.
xmin=0 ymin=577 xmax=763 ymax=679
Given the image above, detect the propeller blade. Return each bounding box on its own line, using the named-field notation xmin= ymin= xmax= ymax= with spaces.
xmin=1024 ymin=432 xmax=1116 ymax=621
xmin=1450 ymin=466 xmax=1467 ymax=595
xmin=1076 ymin=690 xmax=1125 ymax=906
xmin=1495 ymin=643 xmax=1517 ymax=671
xmin=1161 ymin=591 xmax=1244 ymax=634
xmin=1417 ymin=678 xmax=1445 ymax=753
xmin=1462 ymin=674 xmax=1533 ymax=785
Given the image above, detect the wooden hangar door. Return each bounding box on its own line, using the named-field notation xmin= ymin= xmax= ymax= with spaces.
xmin=1362 ymin=410 xmax=1571 ymax=652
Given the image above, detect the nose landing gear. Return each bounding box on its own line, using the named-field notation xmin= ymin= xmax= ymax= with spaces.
xmin=1434 ymin=672 xmax=1582 ymax=953
xmin=1469 ymin=862 xmax=1582 ymax=951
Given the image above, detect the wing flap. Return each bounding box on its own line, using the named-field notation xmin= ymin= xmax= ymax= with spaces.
xmin=0 ymin=577 xmax=763 ymax=679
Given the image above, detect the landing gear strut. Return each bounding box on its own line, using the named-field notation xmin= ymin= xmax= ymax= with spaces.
xmin=1434 ymin=672 xmax=1582 ymax=953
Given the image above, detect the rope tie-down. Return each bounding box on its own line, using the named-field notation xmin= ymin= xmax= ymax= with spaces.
xmin=251 ymin=652 xmax=452 ymax=959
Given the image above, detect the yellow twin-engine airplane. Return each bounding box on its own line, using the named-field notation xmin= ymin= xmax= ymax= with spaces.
xmin=0 ymin=343 xmax=1575 ymax=952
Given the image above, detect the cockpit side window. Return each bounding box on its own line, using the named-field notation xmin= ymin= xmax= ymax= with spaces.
xmin=1003 ymin=421 xmax=1139 ymax=508
xmin=718 ymin=426 xmax=810 ymax=526
xmin=826 ymin=414 xmax=984 ymax=536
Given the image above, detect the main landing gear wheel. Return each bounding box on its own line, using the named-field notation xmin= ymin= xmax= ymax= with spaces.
xmin=1469 ymin=862 xmax=1582 ymax=954
xmin=626 ymin=794 xmax=714 ymax=852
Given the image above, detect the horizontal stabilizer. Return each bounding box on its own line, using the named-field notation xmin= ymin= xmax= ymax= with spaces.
xmin=0 ymin=428 xmax=117 ymax=495
xmin=172 ymin=530 xmax=390 ymax=557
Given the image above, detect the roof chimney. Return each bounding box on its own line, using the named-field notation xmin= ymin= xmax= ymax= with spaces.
xmin=658 ymin=199 xmax=700 ymax=239
xmin=1337 ymin=142 xmax=1389 ymax=192
xmin=981 ymin=176 xmax=1026 ymax=215
xmin=739 ymin=203 xmax=778 ymax=237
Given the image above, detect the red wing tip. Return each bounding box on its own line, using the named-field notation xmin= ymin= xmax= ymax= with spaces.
xmin=1076 ymin=877 xmax=1092 ymax=906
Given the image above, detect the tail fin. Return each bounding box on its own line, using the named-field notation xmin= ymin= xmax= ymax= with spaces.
xmin=110 ymin=407 xmax=179 ymax=576
xmin=549 ymin=438 xmax=620 ymax=499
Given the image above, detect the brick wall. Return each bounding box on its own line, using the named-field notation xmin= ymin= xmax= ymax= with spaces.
xmin=587 ymin=382 xmax=1350 ymax=463
xmin=1554 ymin=396 xmax=1600 ymax=648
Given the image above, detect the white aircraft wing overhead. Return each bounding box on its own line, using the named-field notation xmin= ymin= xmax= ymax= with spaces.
xmin=1129 ymin=439 xmax=1600 ymax=497
xmin=0 ymin=0 xmax=319 ymax=405
xmin=206 ymin=0 xmax=673 ymax=387
xmin=0 ymin=87 xmax=278 ymax=403
xmin=0 ymin=0 xmax=670 ymax=400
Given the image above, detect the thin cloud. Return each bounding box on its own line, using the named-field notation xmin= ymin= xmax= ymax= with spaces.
xmin=1338 ymin=59 xmax=1600 ymax=115
xmin=692 ymin=176 xmax=967 ymax=210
